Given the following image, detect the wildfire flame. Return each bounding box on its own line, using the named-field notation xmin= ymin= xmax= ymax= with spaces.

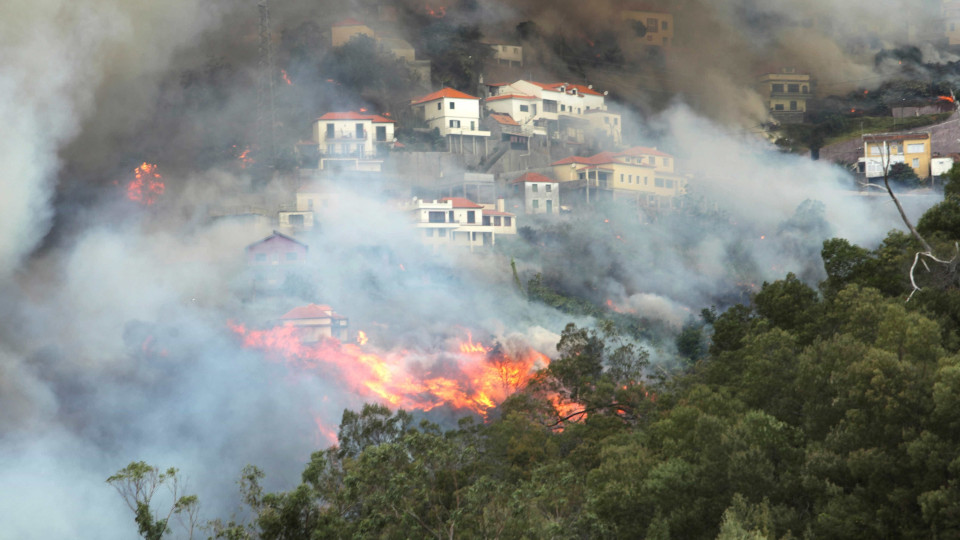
xmin=230 ymin=323 xmax=549 ymax=418
xmin=424 ymin=4 xmax=446 ymax=17
xmin=460 ymin=331 xmax=491 ymax=354
xmin=280 ymin=69 xmax=292 ymax=85
xmin=356 ymin=330 xmax=369 ymax=346
xmin=939 ymin=95 xmax=955 ymax=103
xmin=127 ymin=162 xmax=165 ymax=205
xmin=234 ymin=145 xmax=254 ymax=168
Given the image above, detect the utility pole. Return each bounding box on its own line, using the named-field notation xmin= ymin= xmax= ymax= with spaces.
xmin=256 ymin=0 xmax=277 ymax=171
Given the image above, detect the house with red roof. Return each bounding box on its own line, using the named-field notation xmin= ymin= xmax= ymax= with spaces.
xmin=280 ymin=303 xmax=349 ymax=342
xmin=550 ymin=147 xmax=687 ymax=208
xmin=509 ymin=172 xmax=560 ymax=215
xmin=411 ymin=88 xmax=491 ymax=153
xmin=245 ymin=231 xmax=310 ymax=291
xmin=310 ymin=111 xmax=396 ymax=172
xmin=405 ymin=196 xmax=516 ymax=251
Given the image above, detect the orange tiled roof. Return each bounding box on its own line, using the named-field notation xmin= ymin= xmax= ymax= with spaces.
xmin=441 ymin=197 xmax=483 ymax=208
xmin=510 ymin=172 xmax=555 ymax=183
xmin=411 ymin=88 xmax=480 ymax=104
xmin=282 ymin=304 xmax=335 ymax=319
xmin=485 ymin=93 xmax=537 ymax=102
xmin=530 ymin=82 xmax=604 ymax=96
xmin=489 ymin=113 xmax=519 ymax=126
xmin=317 ymin=111 xmax=394 ymax=123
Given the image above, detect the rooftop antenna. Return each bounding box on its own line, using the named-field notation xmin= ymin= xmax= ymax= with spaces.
xmin=257 ymin=0 xmax=278 ymax=169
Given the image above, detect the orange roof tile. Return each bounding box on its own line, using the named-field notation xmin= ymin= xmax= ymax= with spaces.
xmin=441 ymin=197 xmax=483 ymax=208
xmin=489 ymin=113 xmax=519 ymax=126
xmin=318 ymin=111 xmax=394 ymax=122
xmin=510 ymin=172 xmax=555 ymax=183
xmin=282 ymin=304 xmax=335 ymax=320
xmin=530 ymin=81 xmax=604 ymax=96
xmin=411 ymin=88 xmax=480 ymax=104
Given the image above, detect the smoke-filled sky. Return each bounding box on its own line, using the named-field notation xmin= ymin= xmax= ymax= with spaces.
xmin=0 ymin=0 xmax=950 ymax=537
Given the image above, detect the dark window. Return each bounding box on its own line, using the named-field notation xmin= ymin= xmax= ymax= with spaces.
xmin=355 ymin=123 xmax=364 ymax=138
xmin=546 ymin=200 xmax=553 ymax=213
xmin=661 ymin=20 xmax=668 ymax=30
xmin=533 ymin=199 xmax=539 ymax=209
xmin=774 ymin=104 xmax=784 ymax=111
xmin=772 ymin=84 xmax=784 ymax=93
xmin=437 ymin=102 xmax=442 ymax=110
xmin=788 ymin=84 xmax=800 ymax=92
xmin=546 ymin=184 xmax=552 ymax=192
xmin=519 ymin=105 xmax=529 ymax=112
xmin=532 ymin=184 xmax=538 ymax=192
xmin=483 ymin=216 xmax=491 ymax=226
xmin=494 ymin=216 xmax=502 ymax=226
xmin=467 ymin=211 xmax=475 ymax=223
xmin=790 ymin=101 xmax=798 ymax=111
xmin=428 ymin=211 xmax=445 ymax=223
xmin=450 ymin=120 xmax=461 ymax=128
xmin=561 ymin=104 xmax=566 ymax=112
xmin=448 ymin=210 xmax=454 ymax=222
xmin=376 ymin=126 xmax=386 ymax=141
xmin=326 ymin=124 xmax=335 ymax=138
xmin=543 ymin=100 xmax=557 ymax=113
xmin=504 ymin=217 xmax=512 ymax=226
xmin=655 ymin=178 xmax=664 ymax=187
xmin=449 ymin=101 xmax=456 ymax=109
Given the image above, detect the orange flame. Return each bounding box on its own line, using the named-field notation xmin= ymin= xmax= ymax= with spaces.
xmin=127 ymin=162 xmax=165 ymax=205
xmin=280 ymin=69 xmax=292 ymax=85
xmin=460 ymin=331 xmax=491 ymax=354
xmin=356 ymin=330 xmax=369 ymax=345
xmin=424 ymin=4 xmax=446 ymax=17
xmin=234 ymin=145 xmax=254 ymax=168
xmin=230 ymin=323 xmax=549 ymax=417
xmin=939 ymin=95 xmax=955 ymax=103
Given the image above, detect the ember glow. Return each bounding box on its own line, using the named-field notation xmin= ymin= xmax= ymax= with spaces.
xmin=127 ymin=162 xmax=165 ymax=205
xmin=356 ymin=330 xmax=369 ymax=345
xmin=236 ymin=146 xmax=254 ymax=168
xmin=230 ymin=323 xmax=550 ymax=419
xmin=280 ymin=69 xmax=292 ymax=85
xmin=424 ymin=4 xmax=446 ymax=17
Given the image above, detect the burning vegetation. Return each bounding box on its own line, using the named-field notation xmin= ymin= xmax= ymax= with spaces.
xmin=126 ymin=162 xmax=165 ymax=205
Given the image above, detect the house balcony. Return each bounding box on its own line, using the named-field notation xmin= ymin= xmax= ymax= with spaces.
xmin=769 ymin=91 xmax=812 ymax=100
xmin=324 ymin=131 xmax=368 ymax=141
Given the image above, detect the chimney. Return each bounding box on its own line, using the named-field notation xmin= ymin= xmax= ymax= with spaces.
xmin=496 ymin=198 xmax=505 ymax=212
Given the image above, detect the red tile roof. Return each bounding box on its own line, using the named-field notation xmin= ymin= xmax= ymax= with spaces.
xmin=510 ymin=172 xmax=555 ymax=183
xmin=282 ymin=304 xmax=335 ymax=320
xmin=246 ymin=230 xmax=308 ymax=250
xmin=530 ymin=82 xmax=604 ymax=96
xmin=333 ymin=18 xmax=366 ymax=27
xmin=441 ymin=197 xmax=483 ymax=208
xmin=317 ymin=111 xmax=394 ymax=123
xmin=489 ymin=113 xmax=519 ymax=126
xmin=485 ymin=93 xmax=537 ymax=102
xmin=411 ymin=88 xmax=480 ymax=104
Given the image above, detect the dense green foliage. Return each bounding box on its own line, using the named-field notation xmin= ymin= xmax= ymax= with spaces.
xmin=115 ymin=200 xmax=960 ymax=539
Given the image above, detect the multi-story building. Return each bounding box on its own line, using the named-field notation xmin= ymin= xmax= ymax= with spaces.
xmin=757 ymin=67 xmax=813 ymax=124
xmin=279 ymin=304 xmax=349 ymax=342
xmin=330 ymin=18 xmax=431 ymax=84
xmin=406 ymin=197 xmax=516 ymax=250
xmin=551 ymin=147 xmax=686 ymax=207
xmin=411 ymin=88 xmax=491 ymax=153
xmin=484 ymin=41 xmax=523 ymax=66
xmin=944 ymin=1 xmax=960 ymax=45
xmin=859 ymin=132 xmax=932 ymax=179
xmin=621 ymin=7 xmax=675 ymax=48
xmin=509 ymin=172 xmax=560 ymax=215
xmin=331 ymin=18 xmax=375 ymax=47
xmin=310 ymin=111 xmax=395 ymax=171
xmin=245 ymin=231 xmax=309 ymax=290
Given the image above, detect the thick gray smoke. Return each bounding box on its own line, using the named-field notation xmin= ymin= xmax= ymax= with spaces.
xmin=0 ymin=0 xmax=948 ymax=538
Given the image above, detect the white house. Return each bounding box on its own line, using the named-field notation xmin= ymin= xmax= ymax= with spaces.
xmin=406 ymin=196 xmax=515 ymax=251
xmin=509 ymin=172 xmax=560 ymax=215
xmin=312 ymin=111 xmax=395 ymax=172
xmin=485 ymin=41 xmax=523 ymax=66
xmin=411 ymin=88 xmax=491 ymax=153
xmin=280 ymin=303 xmax=349 ymax=342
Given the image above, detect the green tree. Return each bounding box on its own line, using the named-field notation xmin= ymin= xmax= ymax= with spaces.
xmin=107 ymin=462 xmax=199 ymax=540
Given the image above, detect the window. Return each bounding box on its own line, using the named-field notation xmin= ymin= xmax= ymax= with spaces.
xmin=913 ymin=158 xmax=920 ymax=168
xmin=666 ymin=180 xmax=676 ymax=188
xmin=448 ymin=210 xmax=454 ymax=222
xmin=355 ymin=123 xmax=364 ymax=138
xmin=628 ymin=174 xmax=632 ymax=183
xmin=286 ymin=252 xmax=297 ymax=261
xmin=546 ymin=184 xmax=552 ymax=192
xmin=428 ymin=211 xmax=445 ymax=223
xmin=467 ymin=211 xmax=475 ymax=224
xmin=449 ymin=101 xmax=456 ymax=109
xmin=802 ymin=85 xmax=808 ymax=93
xmin=790 ymin=101 xmax=798 ymax=111
xmin=546 ymin=200 xmax=553 ymax=213
xmin=450 ymin=120 xmax=461 ymax=128
xmin=774 ymin=104 xmax=784 ymax=111
xmin=376 ymin=126 xmax=386 ymax=141
xmin=437 ymin=102 xmax=442 ymax=110
xmin=255 ymin=253 xmax=267 ymax=262
xmin=504 ymin=217 xmax=512 ymax=226
xmin=533 ymin=199 xmax=540 ymax=209
xmin=326 ymin=124 xmax=335 ymax=138
xmin=788 ymin=84 xmax=800 ymax=93
xmin=472 ymin=232 xmax=478 ymax=241
xmin=532 ymin=184 xmax=538 ymax=192
xmin=661 ymin=20 xmax=668 ymax=30
xmin=772 ymin=84 xmax=784 ymax=93
xmin=655 ymin=178 xmax=665 ymax=187
xmin=470 ymin=121 xmax=475 ymax=131
xmin=494 ymin=216 xmax=502 ymax=226
xmin=907 ymin=143 xmax=925 ymax=153
xmin=425 ymin=228 xmax=435 ymax=237
xmin=620 ymin=174 xmax=624 ymax=183
xmin=544 ymin=100 xmax=557 ymax=113
xmin=561 ymin=104 xmax=566 ymax=112
xmin=647 ymin=18 xmax=658 ymax=32
xmin=520 ymin=105 xmax=529 ymax=112
xmin=483 ymin=216 xmax=491 ymax=226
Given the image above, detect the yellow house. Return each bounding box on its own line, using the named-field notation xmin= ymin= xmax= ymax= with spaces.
xmin=332 ymin=18 xmax=375 ymax=47
xmin=860 ymin=133 xmax=932 ymax=179
xmin=757 ymin=67 xmax=813 ymax=123
xmin=551 ymin=147 xmax=686 ymax=206
xmin=944 ymin=1 xmax=960 ymax=45
xmin=621 ymin=8 xmax=674 ymax=48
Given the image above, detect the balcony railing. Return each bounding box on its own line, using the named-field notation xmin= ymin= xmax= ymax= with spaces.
xmin=324 ymin=130 xmax=368 ymax=141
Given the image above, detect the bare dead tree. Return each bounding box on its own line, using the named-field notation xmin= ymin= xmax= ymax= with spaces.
xmin=873 ymin=139 xmax=960 ymax=301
